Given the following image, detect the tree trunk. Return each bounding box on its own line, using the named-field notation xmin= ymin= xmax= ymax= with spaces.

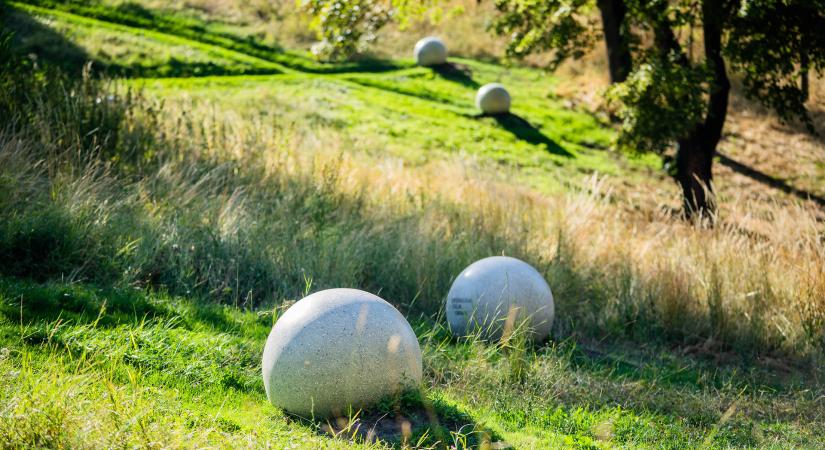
xmin=597 ymin=0 xmax=632 ymax=83
xmin=675 ymin=133 xmax=715 ymax=217
xmin=675 ymin=1 xmax=731 ymax=220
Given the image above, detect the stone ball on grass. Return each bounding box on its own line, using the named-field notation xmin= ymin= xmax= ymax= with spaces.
xmin=446 ymin=256 xmax=554 ymax=341
xmin=262 ymin=288 xmax=422 ymax=418
xmin=414 ymin=37 xmax=447 ymax=66
xmin=476 ymin=83 xmax=511 ymax=115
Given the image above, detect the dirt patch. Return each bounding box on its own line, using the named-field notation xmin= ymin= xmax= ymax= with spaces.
xmin=313 ymin=397 xmax=510 ymax=448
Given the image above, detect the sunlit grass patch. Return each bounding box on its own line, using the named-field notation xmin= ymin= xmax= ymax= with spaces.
xmin=7 ymin=2 xmax=280 ymax=76
xmin=2 ymin=280 xmax=821 ymax=449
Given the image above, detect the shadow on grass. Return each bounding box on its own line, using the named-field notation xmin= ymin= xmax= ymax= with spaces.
xmin=101 ymin=1 xmax=413 ymax=75
xmin=340 ymin=62 xmax=480 ymax=108
xmin=431 ymin=62 xmax=480 ymax=89
xmin=299 ymin=56 xmax=413 ymax=74
xmin=3 ymin=8 xmax=90 ymax=75
xmin=295 ymin=390 xmax=505 ymax=449
xmin=15 ymin=0 xmax=410 ymax=76
xmin=551 ymin=339 xmax=822 ymax=425
xmin=4 ymin=7 xmax=283 ymax=78
xmin=106 ymin=1 xmax=411 ymax=75
xmin=0 ymin=278 xmax=177 ymax=329
xmin=478 ymin=112 xmax=574 ymax=157
xmin=717 ymin=152 xmax=825 ymax=208
xmin=0 ymin=277 xmax=268 ymax=338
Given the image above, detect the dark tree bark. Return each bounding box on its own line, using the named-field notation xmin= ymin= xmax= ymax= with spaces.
xmin=675 ymin=132 xmax=716 ymax=218
xmin=801 ymin=50 xmax=810 ymax=102
xmin=675 ymin=1 xmax=731 ymax=219
xmin=597 ymin=0 xmax=632 ymax=83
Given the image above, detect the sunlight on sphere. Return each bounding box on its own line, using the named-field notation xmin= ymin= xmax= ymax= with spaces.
xmin=446 ymin=256 xmax=554 ymax=341
xmin=262 ymin=288 xmax=422 ymax=418
xmin=476 ymin=83 xmax=511 ymax=115
xmin=414 ymin=36 xmax=447 ymax=66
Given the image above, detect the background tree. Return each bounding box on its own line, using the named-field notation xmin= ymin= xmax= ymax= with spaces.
xmin=491 ymin=0 xmax=633 ymax=83
xmin=597 ymin=0 xmax=633 ymax=83
xmin=302 ymin=0 xmax=394 ymax=61
xmin=494 ymin=0 xmax=824 ymax=218
xmin=305 ymin=0 xmax=825 ymax=219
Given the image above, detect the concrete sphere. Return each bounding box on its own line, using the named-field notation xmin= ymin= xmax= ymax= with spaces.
xmin=446 ymin=256 xmax=554 ymax=341
xmin=262 ymin=288 xmax=422 ymax=418
xmin=476 ymin=83 xmax=511 ymax=115
xmin=414 ymin=37 xmax=447 ymax=66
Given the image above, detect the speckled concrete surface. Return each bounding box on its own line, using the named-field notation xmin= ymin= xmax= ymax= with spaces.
xmin=262 ymin=288 xmax=422 ymax=418
xmin=447 ymin=256 xmax=554 ymax=341
xmin=414 ymin=36 xmax=447 ymax=66
xmin=476 ymin=83 xmax=511 ymax=115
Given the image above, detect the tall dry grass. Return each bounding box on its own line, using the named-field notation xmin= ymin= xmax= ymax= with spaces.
xmin=1 ymin=55 xmax=823 ymax=361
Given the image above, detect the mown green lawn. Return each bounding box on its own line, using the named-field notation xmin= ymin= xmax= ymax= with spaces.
xmin=7 ymin=0 xmax=661 ymax=195
xmin=137 ymin=64 xmax=648 ymax=193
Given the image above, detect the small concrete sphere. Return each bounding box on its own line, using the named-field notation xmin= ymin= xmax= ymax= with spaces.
xmin=475 ymin=83 xmax=511 ymax=115
xmin=446 ymin=256 xmax=554 ymax=341
xmin=414 ymin=37 xmax=447 ymax=66
xmin=262 ymin=288 xmax=422 ymax=418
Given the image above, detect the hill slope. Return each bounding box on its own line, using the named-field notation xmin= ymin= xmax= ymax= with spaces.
xmin=1 ymin=1 xmax=824 ymax=448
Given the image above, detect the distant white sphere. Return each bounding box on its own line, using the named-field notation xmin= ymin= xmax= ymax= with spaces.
xmin=476 ymin=83 xmax=511 ymax=114
xmin=414 ymin=37 xmax=447 ymax=66
xmin=446 ymin=256 xmax=554 ymax=341
xmin=262 ymin=288 xmax=422 ymax=418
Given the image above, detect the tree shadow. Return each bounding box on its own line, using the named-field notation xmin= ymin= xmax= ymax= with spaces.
xmin=112 ymin=0 xmax=414 ymax=75
xmin=13 ymin=0 xmax=408 ymax=76
xmin=4 ymin=6 xmax=286 ymax=78
xmin=109 ymin=1 xmax=413 ymax=75
xmin=717 ymin=152 xmax=825 ymax=208
xmin=341 ymin=73 xmax=466 ymax=108
xmin=296 ymin=390 xmax=506 ymax=449
xmin=430 ymin=62 xmax=480 ymax=89
xmin=477 ymin=112 xmax=574 ymax=157
xmin=300 ymin=55 xmax=413 ymax=74
xmin=0 ymin=276 xmax=268 ymax=339
xmin=3 ymin=8 xmax=90 ymax=75
xmin=546 ymin=339 xmax=824 ymax=429
xmin=0 ymin=279 xmax=179 ymax=331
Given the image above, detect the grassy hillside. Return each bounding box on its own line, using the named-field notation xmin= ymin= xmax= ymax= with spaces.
xmin=6 ymin=0 xmax=660 ymax=194
xmin=4 ymin=280 xmax=821 ymax=448
xmin=1 ymin=0 xmax=824 ymax=448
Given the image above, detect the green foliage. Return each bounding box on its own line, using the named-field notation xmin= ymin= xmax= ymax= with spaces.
xmin=606 ymin=56 xmax=710 ymax=153
xmin=490 ymin=0 xmax=596 ymax=68
xmin=726 ymin=0 xmax=825 ymax=132
xmin=302 ymin=0 xmax=394 ymax=61
xmin=489 ymin=0 xmax=824 ymax=156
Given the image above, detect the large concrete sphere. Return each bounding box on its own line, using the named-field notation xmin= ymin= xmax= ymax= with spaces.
xmin=446 ymin=256 xmax=554 ymax=341
xmin=414 ymin=37 xmax=447 ymax=66
xmin=262 ymin=288 xmax=422 ymax=418
xmin=476 ymin=83 xmax=511 ymax=115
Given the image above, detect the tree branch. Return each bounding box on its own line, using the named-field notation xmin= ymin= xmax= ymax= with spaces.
xmin=650 ymin=5 xmax=688 ymax=66
xmin=700 ymin=0 xmax=730 ymax=148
